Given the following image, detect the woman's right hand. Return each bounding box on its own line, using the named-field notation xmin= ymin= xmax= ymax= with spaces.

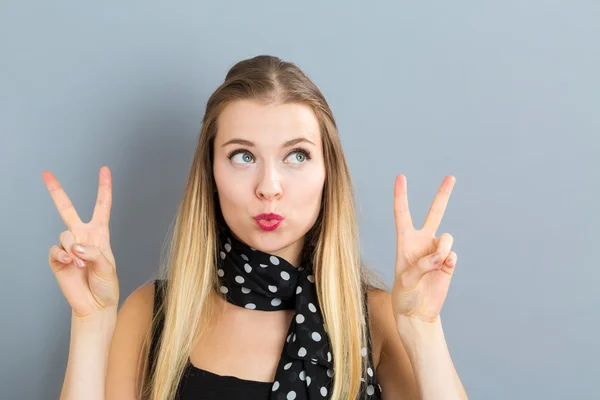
xmin=43 ymin=166 xmax=119 ymax=318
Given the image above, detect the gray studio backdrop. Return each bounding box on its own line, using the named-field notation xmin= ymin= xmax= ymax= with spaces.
xmin=1 ymin=1 xmax=598 ymax=399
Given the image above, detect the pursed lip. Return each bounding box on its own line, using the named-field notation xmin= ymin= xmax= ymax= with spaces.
xmin=253 ymin=213 xmax=284 ymax=221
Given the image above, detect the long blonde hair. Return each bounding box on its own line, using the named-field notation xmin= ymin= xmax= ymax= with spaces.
xmin=139 ymin=55 xmax=388 ymax=400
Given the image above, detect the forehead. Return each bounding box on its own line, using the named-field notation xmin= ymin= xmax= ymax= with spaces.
xmin=215 ymin=100 xmax=321 ymax=145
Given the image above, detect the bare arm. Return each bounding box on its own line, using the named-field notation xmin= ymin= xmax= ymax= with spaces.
xmin=105 ymin=283 xmax=156 ymax=400
xmin=58 ymin=283 xmax=155 ymax=400
xmin=59 ymin=309 xmax=117 ymax=400
xmin=370 ymin=289 xmax=420 ymax=399
xmin=396 ymin=315 xmax=468 ymax=400
xmin=371 ymin=290 xmax=467 ymax=399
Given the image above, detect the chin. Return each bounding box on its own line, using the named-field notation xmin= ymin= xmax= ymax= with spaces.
xmin=249 ymin=230 xmax=288 ymax=253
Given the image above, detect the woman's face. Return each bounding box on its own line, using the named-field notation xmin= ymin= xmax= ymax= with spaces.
xmin=212 ymin=99 xmax=326 ymax=267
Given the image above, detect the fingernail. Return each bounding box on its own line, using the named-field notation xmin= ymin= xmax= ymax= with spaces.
xmin=76 ymin=258 xmax=85 ymax=268
xmin=74 ymin=244 xmax=85 ymax=253
xmin=61 ymin=253 xmax=70 ymax=262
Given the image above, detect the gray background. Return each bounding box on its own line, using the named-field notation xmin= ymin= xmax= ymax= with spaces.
xmin=1 ymin=1 xmax=598 ymax=399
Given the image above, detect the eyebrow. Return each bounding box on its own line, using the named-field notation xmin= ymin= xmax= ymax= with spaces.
xmin=221 ymin=137 xmax=316 ymax=148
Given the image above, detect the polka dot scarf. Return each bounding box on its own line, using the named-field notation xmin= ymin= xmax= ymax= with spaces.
xmin=216 ymin=226 xmax=382 ymax=399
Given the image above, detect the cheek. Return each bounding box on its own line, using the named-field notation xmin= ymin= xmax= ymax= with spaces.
xmin=214 ymin=164 xmax=249 ymax=208
xmin=288 ymin=170 xmax=325 ymax=212
xmin=217 ymin=179 xmax=250 ymax=208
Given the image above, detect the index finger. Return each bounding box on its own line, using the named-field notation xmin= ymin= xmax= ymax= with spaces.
xmin=42 ymin=171 xmax=83 ymax=229
xmin=91 ymin=166 xmax=113 ymax=226
xmin=394 ymin=174 xmax=414 ymax=234
xmin=423 ymin=175 xmax=456 ymax=234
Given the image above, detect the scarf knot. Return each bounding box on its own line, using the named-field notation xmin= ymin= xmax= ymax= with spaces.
xmin=216 ymin=226 xmax=380 ymax=399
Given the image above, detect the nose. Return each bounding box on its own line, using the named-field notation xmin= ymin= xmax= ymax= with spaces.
xmin=255 ymin=162 xmax=282 ymax=201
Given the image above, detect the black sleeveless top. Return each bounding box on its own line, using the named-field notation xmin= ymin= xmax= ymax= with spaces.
xmin=148 ymin=279 xmax=382 ymax=399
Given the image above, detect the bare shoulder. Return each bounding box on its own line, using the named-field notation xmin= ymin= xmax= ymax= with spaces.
xmin=122 ymin=282 xmax=156 ymax=315
xmin=366 ymin=288 xmax=387 ymax=367
xmin=366 ymin=288 xmax=420 ymax=399
xmin=106 ymin=282 xmax=156 ymax=399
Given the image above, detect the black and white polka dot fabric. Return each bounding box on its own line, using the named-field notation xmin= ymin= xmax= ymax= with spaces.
xmin=216 ymin=226 xmax=382 ymax=399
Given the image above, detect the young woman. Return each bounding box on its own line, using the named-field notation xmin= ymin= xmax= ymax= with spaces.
xmin=43 ymin=55 xmax=467 ymax=400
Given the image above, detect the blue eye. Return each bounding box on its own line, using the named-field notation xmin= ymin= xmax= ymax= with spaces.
xmin=228 ymin=151 xmax=254 ymax=164
xmin=285 ymin=149 xmax=312 ymax=164
xmin=226 ymin=148 xmax=312 ymax=164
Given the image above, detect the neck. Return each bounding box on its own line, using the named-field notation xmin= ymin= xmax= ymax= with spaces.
xmin=270 ymin=236 xmax=305 ymax=268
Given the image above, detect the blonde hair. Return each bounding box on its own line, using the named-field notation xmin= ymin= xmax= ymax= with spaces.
xmin=139 ymin=55 xmax=388 ymax=400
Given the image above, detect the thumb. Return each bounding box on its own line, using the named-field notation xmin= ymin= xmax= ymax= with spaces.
xmin=71 ymin=243 xmax=115 ymax=280
xmin=401 ymin=252 xmax=444 ymax=288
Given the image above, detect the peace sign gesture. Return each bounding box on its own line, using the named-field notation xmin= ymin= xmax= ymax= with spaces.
xmin=391 ymin=175 xmax=458 ymax=324
xmin=42 ymin=166 xmax=119 ymax=318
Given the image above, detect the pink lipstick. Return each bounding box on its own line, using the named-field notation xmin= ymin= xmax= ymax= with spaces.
xmin=253 ymin=213 xmax=284 ymax=231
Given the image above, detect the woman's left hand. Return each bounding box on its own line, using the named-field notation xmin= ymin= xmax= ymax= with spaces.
xmin=391 ymin=174 xmax=458 ymax=324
